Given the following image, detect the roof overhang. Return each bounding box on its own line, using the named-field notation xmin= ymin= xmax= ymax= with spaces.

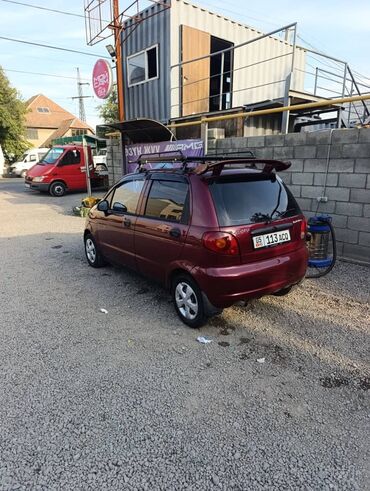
xmin=101 ymin=118 xmax=175 ymax=143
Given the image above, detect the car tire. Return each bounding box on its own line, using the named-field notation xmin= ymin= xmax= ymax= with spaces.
xmin=273 ymin=286 xmax=292 ymax=297
xmin=84 ymin=233 xmax=106 ymax=268
xmin=20 ymin=170 xmax=27 ymax=178
xmin=49 ymin=181 xmax=66 ymax=197
xmin=172 ymin=274 xmax=207 ymax=328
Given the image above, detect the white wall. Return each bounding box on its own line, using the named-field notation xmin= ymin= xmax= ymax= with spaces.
xmin=170 ymin=0 xmax=306 ymax=118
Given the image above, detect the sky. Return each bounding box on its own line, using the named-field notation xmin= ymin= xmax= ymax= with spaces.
xmin=0 ymin=0 xmax=369 ymax=130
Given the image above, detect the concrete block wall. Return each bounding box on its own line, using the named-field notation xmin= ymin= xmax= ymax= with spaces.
xmin=106 ymin=138 xmax=123 ymax=186
xmin=211 ymin=128 xmax=370 ymax=264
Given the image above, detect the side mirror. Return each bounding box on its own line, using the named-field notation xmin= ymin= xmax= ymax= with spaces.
xmin=112 ymin=202 xmax=127 ymax=213
xmin=97 ymin=199 xmax=109 ymax=213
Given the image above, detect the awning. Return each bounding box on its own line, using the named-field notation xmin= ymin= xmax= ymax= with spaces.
xmin=101 ymin=118 xmax=176 ymax=143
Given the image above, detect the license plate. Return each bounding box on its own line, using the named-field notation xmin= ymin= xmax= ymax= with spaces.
xmin=25 ymin=183 xmax=31 ymax=188
xmin=253 ymin=229 xmax=291 ymax=249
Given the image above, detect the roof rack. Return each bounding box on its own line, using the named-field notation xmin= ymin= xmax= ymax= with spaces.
xmin=135 ymin=151 xmax=290 ymax=176
xmin=137 ymin=150 xmax=255 ymax=166
xmin=208 ymin=150 xmax=255 ymax=159
xmin=193 ymin=159 xmax=292 ymax=176
xmin=137 ymin=150 xmax=187 ymax=171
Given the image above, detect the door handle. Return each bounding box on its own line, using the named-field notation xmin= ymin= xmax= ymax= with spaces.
xmin=170 ymin=227 xmax=181 ymax=238
xmin=123 ymin=217 xmax=131 ymax=228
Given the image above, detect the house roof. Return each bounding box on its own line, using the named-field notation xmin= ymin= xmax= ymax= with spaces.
xmin=25 ymin=94 xmax=92 ymax=131
xmin=42 ymin=118 xmax=93 ymax=147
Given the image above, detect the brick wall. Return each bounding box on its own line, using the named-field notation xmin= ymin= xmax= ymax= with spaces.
xmin=211 ymin=128 xmax=370 ymax=264
xmin=106 ymin=138 xmax=123 ymax=186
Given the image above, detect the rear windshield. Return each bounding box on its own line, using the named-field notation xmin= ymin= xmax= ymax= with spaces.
xmin=209 ymin=174 xmax=301 ymax=226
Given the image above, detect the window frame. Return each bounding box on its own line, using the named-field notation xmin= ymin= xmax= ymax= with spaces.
xmin=26 ymin=128 xmax=39 ymax=140
xmin=143 ymin=178 xmax=190 ymax=225
xmin=108 ymin=176 xmax=146 ymax=216
xmin=36 ymin=107 xmax=50 ymax=113
xmin=59 ymin=149 xmax=81 ymax=166
xmin=127 ymin=44 xmax=159 ymax=88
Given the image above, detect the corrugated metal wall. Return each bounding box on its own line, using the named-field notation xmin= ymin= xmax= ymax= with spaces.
xmin=121 ymin=2 xmax=170 ymax=122
xmin=170 ymin=0 xmax=306 ymax=118
xmin=120 ymin=0 xmax=307 ymax=123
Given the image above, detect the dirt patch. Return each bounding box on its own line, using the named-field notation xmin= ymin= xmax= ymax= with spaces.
xmin=358 ymin=377 xmax=370 ymax=391
xmin=320 ymin=375 xmax=349 ymax=388
xmin=238 ymin=337 xmax=251 ymax=345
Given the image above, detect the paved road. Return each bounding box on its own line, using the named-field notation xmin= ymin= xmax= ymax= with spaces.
xmin=0 ymin=179 xmax=369 ymax=490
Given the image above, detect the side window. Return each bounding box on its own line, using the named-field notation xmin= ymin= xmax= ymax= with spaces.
xmin=145 ymin=180 xmax=189 ymax=223
xmin=110 ymin=179 xmax=144 ymax=214
xmin=30 ymin=154 xmax=37 ymax=162
xmin=61 ymin=150 xmax=81 ymax=165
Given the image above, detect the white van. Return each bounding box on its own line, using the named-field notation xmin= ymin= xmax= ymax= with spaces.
xmin=10 ymin=148 xmax=49 ymax=177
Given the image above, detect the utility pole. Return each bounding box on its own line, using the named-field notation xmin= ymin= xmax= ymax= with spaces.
xmin=113 ymin=0 xmax=125 ymax=121
xmin=71 ymin=67 xmax=92 ymax=122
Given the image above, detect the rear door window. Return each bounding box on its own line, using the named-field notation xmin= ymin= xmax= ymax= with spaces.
xmin=145 ymin=180 xmax=189 ymax=223
xmin=209 ymin=174 xmax=301 ymax=226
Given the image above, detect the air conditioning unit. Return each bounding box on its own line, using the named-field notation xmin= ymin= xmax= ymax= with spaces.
xmin=207 ymin=128 xmax=225 ymax=140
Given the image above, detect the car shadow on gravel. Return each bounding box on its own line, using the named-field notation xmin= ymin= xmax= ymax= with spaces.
xmin=208 ymin=297 xmax=370 ymax=392
xmin=2 ymin=226 xmax=369 ymax=395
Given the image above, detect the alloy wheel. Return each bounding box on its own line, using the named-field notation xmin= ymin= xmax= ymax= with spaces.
xmin=85 ymin=238 xmax=96 ymax=264
xmin=175 ymin=282 xmax=198 ymax=320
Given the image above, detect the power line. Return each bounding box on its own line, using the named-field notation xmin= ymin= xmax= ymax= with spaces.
xmin=0 ymin=0 xmax=110 ymax=22
xmin=0 ymin=36 xmax=109 ymax=59
xmin=0 ymin=0 xmax=84 ymax=18
xmin=3 ymin=67 xmax=90 ymax=81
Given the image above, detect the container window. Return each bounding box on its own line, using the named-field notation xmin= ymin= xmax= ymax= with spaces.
xmin=147 ymin=47 xmax=158 ymax=79
xmin=127 ymin=45 xmax=158 ymax=86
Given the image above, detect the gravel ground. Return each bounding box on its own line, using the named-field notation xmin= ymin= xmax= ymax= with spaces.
xmin=0 ymin=179 xmax=369 ymax=490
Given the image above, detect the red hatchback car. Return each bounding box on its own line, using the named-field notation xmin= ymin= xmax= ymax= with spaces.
xmin=84 ymin=156 xmax=308 ymax=327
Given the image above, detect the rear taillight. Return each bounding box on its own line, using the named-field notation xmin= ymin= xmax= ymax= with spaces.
xmin=300 ymin=218 xmax=307 ymax=239
xmin=202 ymin=232 xmax=240 ymax=255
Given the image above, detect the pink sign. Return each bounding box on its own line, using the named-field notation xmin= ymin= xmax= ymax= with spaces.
xmin=92 ymin=59 xmax=113 ymax=99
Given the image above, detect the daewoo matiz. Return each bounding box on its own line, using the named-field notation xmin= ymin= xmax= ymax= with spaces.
xmin=84 ymin=155 xmax=308 ymax=327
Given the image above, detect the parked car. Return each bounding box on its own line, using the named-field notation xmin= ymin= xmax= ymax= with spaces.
xmin=83 ymin=156 xmax=308 ymax=327
xmin=25 ymin=144 xmax=106 ymax=196
xmin=93 ymin=147 xmax=107 ymax=166
xmin=10 ymin=148 xmax=49 ymax=177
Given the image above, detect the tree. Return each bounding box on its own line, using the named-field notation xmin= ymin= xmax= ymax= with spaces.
xmin=0 ymin=67 xmax=29 ymax=157
xmin=97 ymin=85 xmax=119 ymax=123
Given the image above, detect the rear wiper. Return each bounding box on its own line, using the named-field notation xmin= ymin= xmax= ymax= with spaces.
xmin=251 ymin=212 xmax=273 ymax=223
xmin=271 ymin=208 xmax=297 ymax=220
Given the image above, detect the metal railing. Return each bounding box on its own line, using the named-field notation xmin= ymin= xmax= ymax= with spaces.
xmin=169 ymin=21 xmax=370 ymax=134
xmin=170 ymin=22 xmax=298 ymax=134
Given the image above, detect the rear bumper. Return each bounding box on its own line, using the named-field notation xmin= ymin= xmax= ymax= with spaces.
xmin=193 ymin=246 xmax=308 ymax=308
